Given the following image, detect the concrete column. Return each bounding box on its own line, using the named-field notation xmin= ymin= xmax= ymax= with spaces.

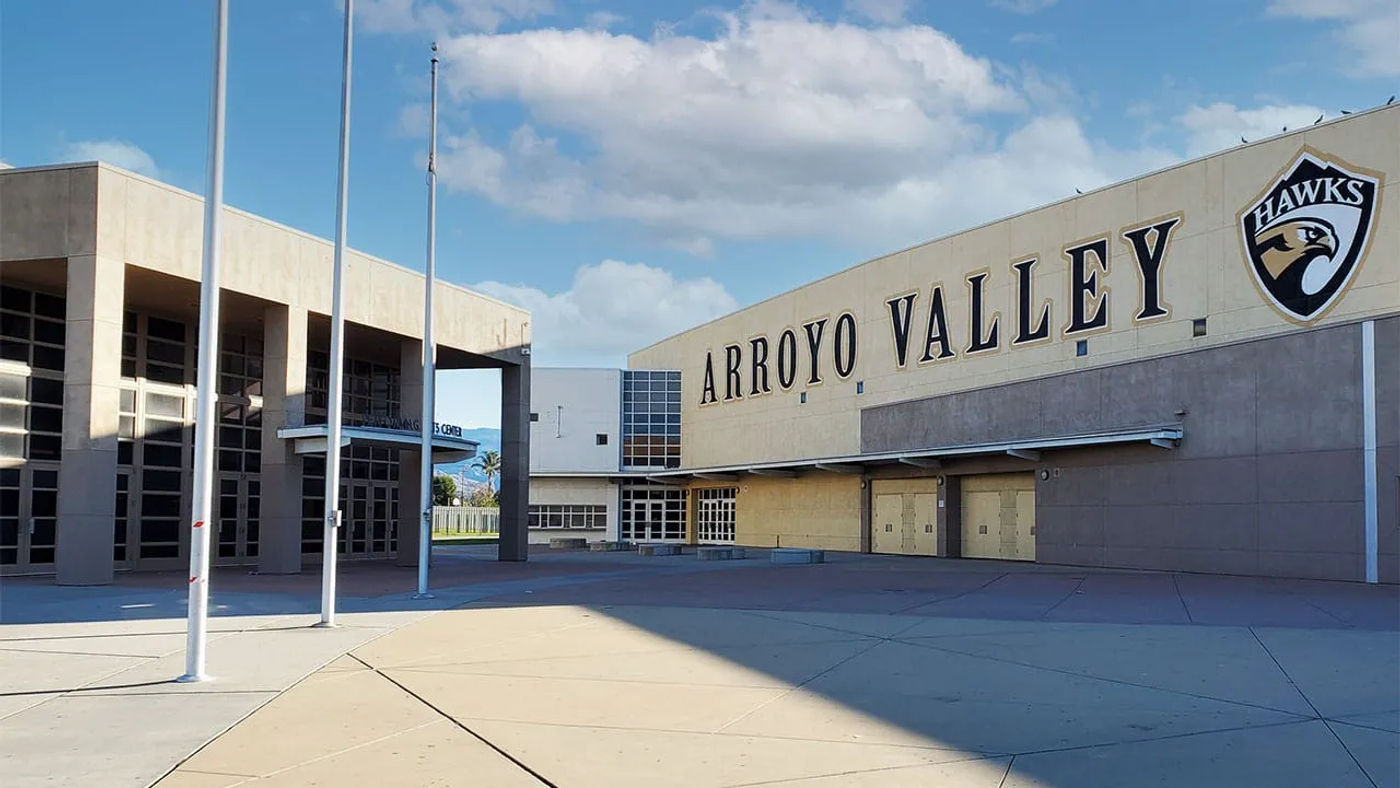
xmin=258 ymin=304 xmax=306 ymax=574
xmin=396 ymin=338 xmax=423 ymax=568
xmin=499 ymin=361 xmax=530 ymax=561
xmin=56 ymin=255 xmax=124 ymax=585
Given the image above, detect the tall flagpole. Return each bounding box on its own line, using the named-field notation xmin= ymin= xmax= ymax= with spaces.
xmin=414 ymin=44 xmax=440 ymax=599
xmin=180 ymin=0 xmax=228 ymax=683
xmin=320 ymin=0 xmax=354 ymax=627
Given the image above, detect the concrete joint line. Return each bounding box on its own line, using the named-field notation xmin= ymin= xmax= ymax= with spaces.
xmin=350 ymin=654 xmax=559 ymax=787
xmin=710 ymin=636 xmax=888 ymax=735
xmin=1247 ymin=627 xmax=1380 ymax=788
xmin=896 ymin=637 xmax=1316 ymax=719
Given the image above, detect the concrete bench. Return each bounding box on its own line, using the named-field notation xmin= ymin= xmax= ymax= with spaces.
xmin=637 ymin=543 xmax=681 ymax=556
xmin=588 ymin=541 xmax=635 ymax=552
xmin=548 ymin=537 xmax=589 ymax=550
xmin=697 ymin=546 xmax=746 ymax=561
xmin=770 ymin=548 xmax=824 ymax=565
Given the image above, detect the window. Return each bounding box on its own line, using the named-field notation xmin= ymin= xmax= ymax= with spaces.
xmin=696 ymin=487 xmax=737 ymax=544
xmin=530 ymin=412 xmax=539 ymax=422
xmin=1192 ymin=318 xmax=1208 ymax=337
xmin=1075 ymin=339 xmax=1088 ymax=357
xmin=528 ymin=504 xmax=607 ymax=530
xmin=621 ymin=370 xmax=681 ymax=469
xmin=856 ymin=381 xmax=865 ymax=394
xmin=596 ymin=433 xmax=608 ymax=446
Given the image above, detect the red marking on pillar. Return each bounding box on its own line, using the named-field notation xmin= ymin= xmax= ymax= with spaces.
xmin=189 ymin=576 xmax=198 ymax=584
xmin=194 ymin=520 xmax=205 ymax=529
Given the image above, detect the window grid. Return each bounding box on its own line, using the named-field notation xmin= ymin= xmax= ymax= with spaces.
xmin=0 ymin=285 xmax=66 ymax=463
xmin=529 ymin=504 xmax=607 ymax=530
xmin=696 ymin=487 xmax=737 ymax=544
xmin=621 ymin=370 xmax=682 ymax=470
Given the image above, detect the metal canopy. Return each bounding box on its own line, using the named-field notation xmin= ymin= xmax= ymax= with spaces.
xmin=533 ymin=425 xmax=1183 ymax=483
xmin=277 ymin=424 xmax=479 ymax=464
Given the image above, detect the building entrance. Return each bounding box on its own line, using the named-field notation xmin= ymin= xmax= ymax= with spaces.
xmin=214 ymin=472 xmax=260 ymax=565
xmin=337 ymin=480 xmax=397 ymax=559
xmin=870 ymin=478 xmax=940 ymax=556
xmin=961 ymin=473 xmax=1036 ymax=561
xmin=0 ymin=463 xmax=58 ymax=573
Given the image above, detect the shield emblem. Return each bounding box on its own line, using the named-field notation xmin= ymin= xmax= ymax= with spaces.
xmin=1239 ymin=151 xmax=1380 ymax=322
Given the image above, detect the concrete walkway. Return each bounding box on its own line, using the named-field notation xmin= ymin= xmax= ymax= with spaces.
xmin=150 ymin=551 xmax=1397 ymax=788
xmin=4 ymin=548 xmax=1397 ymax=787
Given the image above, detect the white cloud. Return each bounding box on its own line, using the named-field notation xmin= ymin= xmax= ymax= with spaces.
xmin=988 ymin=0 xmax=1057 ymax=13
xmin=473 ymin=260 xmax=738 ymax=366
xmin=1009 ymin=31 xmax=1052 ymax=44
xmin=358 ymin=0 xmax=554 ymax=34
xmin=60 ymin=139 xmax=160 ymax=178
xmin=1178 ymin=102 xmax=1328 ymax=157
xmin=843 ymin=0 xmax=909 ymax=25
xmin=432 ymin=2 xmax=1149 ymax=250
xmin=1268 ymin=0 xmax=1400 ymax=76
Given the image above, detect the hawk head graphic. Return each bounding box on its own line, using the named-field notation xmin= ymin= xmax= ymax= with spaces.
xmin=1238 ymin=151 xmax=1380 ymax=322
xmin=1253 ymin=219 xmax=1339 ymax=296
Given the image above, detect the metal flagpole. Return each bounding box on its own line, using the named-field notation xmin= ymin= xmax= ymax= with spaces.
xmin=180 ymin=0 xmax=229 ymax=683
xmin=414 ymin=44 xmax=440 ymax=599
xmin=320 ymin=0 xmax=354 ymax=626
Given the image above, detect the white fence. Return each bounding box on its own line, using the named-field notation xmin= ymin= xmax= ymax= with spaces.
xmin=432 ymin=506 xmax=500 ymax=535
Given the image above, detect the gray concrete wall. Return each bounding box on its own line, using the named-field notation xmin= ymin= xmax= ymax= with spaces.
xmin=258 ymin=304 xmax=306 ymax=574
xmin=499 ymin=362 xmax=531 ymax=561
xmin=861 ymin=318 xmax=1400 ymax=582
xmin=54 ymin=255 xmax=123 ymax=584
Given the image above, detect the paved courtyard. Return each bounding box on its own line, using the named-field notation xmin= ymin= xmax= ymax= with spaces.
xmin=3 ymin=547 xmax=1397 ymax=787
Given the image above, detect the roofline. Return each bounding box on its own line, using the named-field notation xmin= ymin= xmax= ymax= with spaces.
xmin=629 ymin=102 xmax=1400 ymax=359
xmin=0 ymin=161 xmax=530 ymax=318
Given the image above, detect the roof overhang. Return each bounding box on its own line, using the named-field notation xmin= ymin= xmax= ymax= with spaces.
xmin=587 ymin=424 xmax=1182 ymax=482
xmin=277 ymin=425 xmax=479 ymax=464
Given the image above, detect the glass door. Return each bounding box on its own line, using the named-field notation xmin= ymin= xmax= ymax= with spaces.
xmin=0 ymin=464 xmax=57 ymax=572
xmin=214 ymin=472 xmax=260 ymax=565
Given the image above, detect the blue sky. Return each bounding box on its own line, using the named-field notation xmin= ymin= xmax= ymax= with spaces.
xmin=3 ymin=0 xmax=1396 ymax=427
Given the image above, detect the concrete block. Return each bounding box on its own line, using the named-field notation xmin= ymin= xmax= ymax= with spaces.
xmin=697 ymin=546 xmax=746 ymax=561
xmin=637 ymin=543 xmax=680 ymax=556
xmin=770 ymin=548 xmax=824 ymax=565
xmin=588 ymin=541 xmax=635 ymax=552
xmin=548 ymin=537 xmax=588 ymax=550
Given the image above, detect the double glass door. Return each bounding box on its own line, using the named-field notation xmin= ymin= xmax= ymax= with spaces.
xmin=337 ymin=480 xmax=396 ymax=559
xmin=214 ymin=472 xmax=260 ymax=565
xmin=630 ymin=500 xmax=666 ymax=542
xmin=0 ymin=463 xmax=58 ymax=573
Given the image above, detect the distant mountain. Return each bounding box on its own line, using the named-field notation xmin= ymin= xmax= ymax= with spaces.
xmin=434 ymin=427 xmax=501 ymax=486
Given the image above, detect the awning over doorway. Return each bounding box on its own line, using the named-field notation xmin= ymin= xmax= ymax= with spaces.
xmin=545 ymin=424 xmax=1183 ymax=484
xmin=277 ymin=424 xmax=479 ymax=464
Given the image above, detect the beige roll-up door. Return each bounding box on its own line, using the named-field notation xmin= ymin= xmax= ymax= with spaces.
xmin=911 ymin=493 xmax=937 ymax=556
xmin=873 ymin=493 xmax=902 ymax=554
xmin=870 ymin=479 xmax=941 ymax=556
xmin=961 ymin=473 xmax=1036 ymax=561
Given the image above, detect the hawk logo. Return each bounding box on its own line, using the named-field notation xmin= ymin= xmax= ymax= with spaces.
xmin=1240 ymin=151 xmax=1380 ymax=322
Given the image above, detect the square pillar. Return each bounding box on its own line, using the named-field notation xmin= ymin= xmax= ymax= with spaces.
xmin=258 ymin=304 xmax=306 ymax=574
xmin=396 ymin=338 xmax=423 ymax=568
xmin=499 ymin=361 xmax=530 ymax=562
xmin=56 ymin=255 xmax=123 ymax=585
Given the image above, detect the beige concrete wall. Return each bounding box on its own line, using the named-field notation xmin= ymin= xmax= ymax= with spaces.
xmin=726 ymin=473 xmax=862 ymax=551
xmin=1 ymin=163 xmax=530 ymax=359
xmin=528 ymin=477 xmax=617 ymax=543
xmin=529 ymin=477 xmax=616 ymax=507
xmin=631 ymin=107 xmax=1400 ymax=467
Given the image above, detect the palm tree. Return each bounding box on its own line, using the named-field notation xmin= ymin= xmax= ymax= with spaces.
xmin=474 ymin=450 xmax=502 ymax=491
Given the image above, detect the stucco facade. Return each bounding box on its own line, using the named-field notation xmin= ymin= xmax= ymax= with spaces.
xmin=622 ymin=106 xmax=1399 ymax=582
xmin=1 ymin=162 xmax=532 ymax=582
